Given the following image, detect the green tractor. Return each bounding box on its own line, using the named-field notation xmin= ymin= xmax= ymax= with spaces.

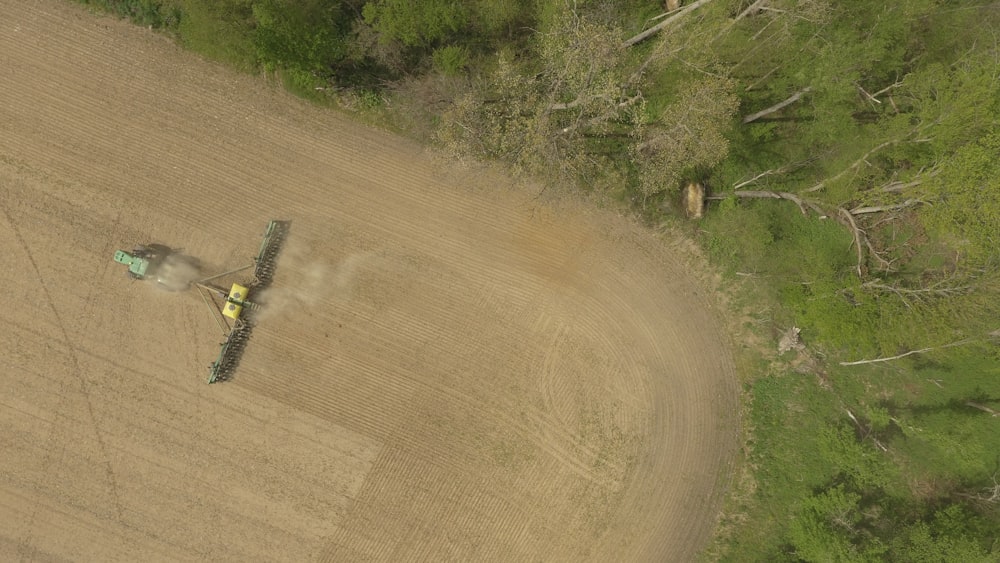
xmin=113 ymin=243 xmax=198 ymax=292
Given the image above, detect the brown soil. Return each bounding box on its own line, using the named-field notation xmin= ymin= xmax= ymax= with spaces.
xmin=0 ymin=2 xmax=740 ymax=561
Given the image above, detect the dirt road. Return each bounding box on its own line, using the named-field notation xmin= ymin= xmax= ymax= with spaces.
xmin=0 ymin=1 xmax=739 ymax=560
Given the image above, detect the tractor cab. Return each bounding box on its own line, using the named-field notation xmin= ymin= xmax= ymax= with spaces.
xmin=113 ymin=250 xmax=150 ymax=279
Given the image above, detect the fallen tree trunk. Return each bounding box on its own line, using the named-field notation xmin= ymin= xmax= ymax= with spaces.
xmin=839 ymin=339 xmax=975 ymax=366
xmin=805 ymin=123 xmax=936 ymax=193
xmin=622 ymin=0 xmax=716 ymax=47
xmin=728 ymin=189 xmax=825 ymax=215
xmin=838 ymin=207 xmax=866 ymax=279
xmin=862 ymin=279 xmax=973 ymax=307
xmin=966 ymin=402 xmax=1000 ymax=417
xmin=710 ymin=188 xmax=910 ymax=281
xmin=849 ymin=199 xmax=923 ymax=215
xmin=742 ymin=87 xmax=812 ymax=124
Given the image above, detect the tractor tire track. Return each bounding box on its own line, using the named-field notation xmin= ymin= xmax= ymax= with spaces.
xmin=0 ymin=195 xmax=125 ymax=544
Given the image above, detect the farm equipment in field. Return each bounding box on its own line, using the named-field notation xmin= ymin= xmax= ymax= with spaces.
xmin=113 ymin=244 xmax=195 ymax=292
xmin=112 ymin=220 xmax=290 ymax=384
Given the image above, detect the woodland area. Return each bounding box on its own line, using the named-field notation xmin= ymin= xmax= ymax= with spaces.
xmin=76 ymin=0 xmax=1000 ymax=560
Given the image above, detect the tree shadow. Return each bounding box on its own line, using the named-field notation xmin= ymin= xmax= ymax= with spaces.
xmin=894 ymin=388 xmax=1000 ymax=419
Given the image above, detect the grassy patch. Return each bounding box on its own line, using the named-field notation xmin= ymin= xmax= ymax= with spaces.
xmin=75 ymin=0 xmax=181 ymax=28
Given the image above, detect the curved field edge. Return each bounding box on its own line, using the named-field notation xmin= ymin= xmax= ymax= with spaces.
xmin=0 ymin=2 xmax=742 ymax=561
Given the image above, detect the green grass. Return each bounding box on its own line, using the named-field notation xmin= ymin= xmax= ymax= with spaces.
xmin=724 ymin=373 xmax=841 ymax=560
xmin=75 ymin=0 xmax=180 ymax=28
xmin=175 ymin=0 xmax=256 ymax=69
xmin=697 ymin=165 xmax=1000 ymax=559
xmin=713 ymin=339 xmax=1000 ymax=560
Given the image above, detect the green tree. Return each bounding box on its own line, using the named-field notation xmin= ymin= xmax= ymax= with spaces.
xmin=786 ymin=485 xmax=883 ymax=562
xmin=431 ymin=45 xmax=470 ymax=77
xmin=629 ymin=76 xmax=738 ymax=198
xmin=436 ymin=5 xmax=634 ymax=186
xmin=177 ymin=0 xmax=256 ymax=68
xmin=920 ymin=132 xmax=1000 ymax=265
xmin=890 ymin=505 xmax=995 ymax=562
xmin=77 ymin=0 xmax=180 ymax=28
xmin=251 ymin=0 xmax=349 ymax=75
xmin=362 ymin=0 xmax=468 ymax=48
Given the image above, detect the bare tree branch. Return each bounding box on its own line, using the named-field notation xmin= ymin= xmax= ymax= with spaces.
xmin=839 ymin=339 xmax=975 ymax=366
xmin=880 ymin=179 xmax=925 ymax=193
xmin=958 ymin=473 xmax=1000 ymax=504
xmin=806 ymin=122 xmax=939 ymax=193
xmin=864 ymin=280 xmax=911 ymax=306
xmin=742 ymin=86 xmax=813 ymax=123
xmin=863 ymin=237 xmax=894 ymax=272
xmin=966 ymin=402 xmax=1000 ymax=417
xmin=845 ymin=409 xmax=888 ymax=452
xmin=850 ymin=199 xmax=925 ymax=215
xmin=805 ymin=138 xmax=901 ymax=193
xmin=711 ymin=0 xmax=768 ymax=44
xmin=549 ymin=95 xmax=586 ymax=111
xmin=724 ymin=189 xmax=825 ymax=215
xmin=622 ymin=0 xmax=717 ymax=48
xmin=708 ymin=178 xmax=931 ymax=282
xmin=733 ymin=0 xmax=768 ymax=23
xmin=871 ymin=80 xmax=904 ymax=98
xmin=862 ymin=278 xmax=973 ymax=307
xmin=745 ymin=65 xmax=780 ymax=92
xmin=732 ymin=168 xmax=780 ymax=190
xmin=879 ymin=165 xmax=941 ymax=193
xmin=728 ymin=159 xmax=815 ymax=190
xmin=857 ymin=83 xmax=882 ymax=106
xmin=857 ymin=80 xmax=904 ymax=106
xmin=558 ymin=92 xmax=644 ymax=135
xmin=838 ymin=207 xmax=866 ymax=279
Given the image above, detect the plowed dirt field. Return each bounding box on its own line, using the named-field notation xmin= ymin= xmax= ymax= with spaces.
xmin=0 ymin=2 xmax=739 ymax=561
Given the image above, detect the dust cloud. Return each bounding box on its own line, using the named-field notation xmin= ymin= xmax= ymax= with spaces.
xmin=154 ymin=254 xmax=201 ymax=292
xmin=254 ymin=242 xmax=373 ymax=321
